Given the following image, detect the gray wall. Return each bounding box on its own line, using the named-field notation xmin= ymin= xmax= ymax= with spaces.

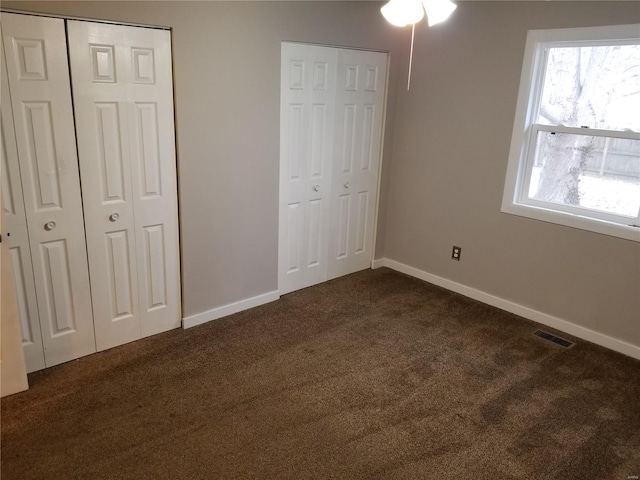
xmin=383 ymin=2 xmax=640 ymax=348
xmin=2 ymin=1 xmax=404 ymax=318
xmin=3 ymin=1 xmax=639 ymax=350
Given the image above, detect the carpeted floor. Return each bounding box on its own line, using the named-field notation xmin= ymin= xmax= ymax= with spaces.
xmin=2 ymin=268 xmax=639 ymax=480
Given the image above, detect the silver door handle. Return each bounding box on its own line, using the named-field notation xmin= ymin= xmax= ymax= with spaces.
xmin=109 ymin=213 xmax=120 ymax=222
xmin=44 ymin=221 xmax=56 ymax=231
xmin=344 ymin=182 xmax=350 ymax=189
xmin=312 ymin=185 xmax=320 ymax=192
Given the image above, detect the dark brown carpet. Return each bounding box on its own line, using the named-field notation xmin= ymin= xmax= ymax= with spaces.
xmin=2 ymin=268 xmax=639 ymax=480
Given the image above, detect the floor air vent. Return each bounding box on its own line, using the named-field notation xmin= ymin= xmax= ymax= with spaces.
xmin=533 ymin=330 xmax=575 ymax=348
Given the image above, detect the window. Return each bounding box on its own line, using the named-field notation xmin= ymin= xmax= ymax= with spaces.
xmin=502 ymin=24 xmax=640 ymax=242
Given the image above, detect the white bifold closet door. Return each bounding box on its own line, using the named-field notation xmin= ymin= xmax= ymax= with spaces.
xmin=1 ymin=38 xmax=45 ymax=372
xmin=279 ymin=44 xmax=338 ymax=295
xmin=1 ymin=14 xmax=96 ymax=368
xmin=1 ymin=13 xmax=180 ymax=372
xmin=279 ymin=43 xmax=387 ymax=295
xmin=67 ymin=21 xmax=181 ymax=351
xmin=328 ymin=49 xmax=386 ymax=280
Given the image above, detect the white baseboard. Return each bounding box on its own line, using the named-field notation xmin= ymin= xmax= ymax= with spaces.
xmin=376 ymin=258 xmax=640 ymax=361
xmin=182 ymin=290 xmax=280 ymax=329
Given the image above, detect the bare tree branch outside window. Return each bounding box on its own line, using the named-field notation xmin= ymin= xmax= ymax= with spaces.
xmin=530 ymin=45 xmax=640 ymax=213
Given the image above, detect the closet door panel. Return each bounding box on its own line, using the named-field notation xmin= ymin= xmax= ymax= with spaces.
xmin=2 ymin=13 xmax=96 ymax=367
xmin=125 ymin=26 xmax=180 ymax=338
xmin=68 ymin=21 xmax=180 ymax=345
xmin=1 ymin=47 xmax=45 ymax=372
xmin=68 ymin=22 xmax=140 ymax=351
xmin=279 ymin=43 xmax=337 ymax=295
xmin=328 ymin=50 xmax=387 ymax=280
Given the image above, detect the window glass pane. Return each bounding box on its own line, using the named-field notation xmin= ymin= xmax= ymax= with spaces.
xmin=528 ymin=131 xmax=640 ymax=218
xmin=537 ymin=45 xmax=640 ymax=131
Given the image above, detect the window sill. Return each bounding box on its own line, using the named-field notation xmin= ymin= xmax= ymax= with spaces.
xmin=501 ymin=203 xmax=640 ymax=243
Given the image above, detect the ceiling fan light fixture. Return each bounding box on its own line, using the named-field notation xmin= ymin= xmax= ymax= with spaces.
xmin=381 ymin=0 xmax=457 ymax=91
xmin=381 ymin=0 xmax=425 ymax=27
xmin=422 ymin=0 xmax=457 ymax=26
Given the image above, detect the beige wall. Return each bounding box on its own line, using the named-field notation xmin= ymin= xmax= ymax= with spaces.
xmin=3 ymin=1 xmax=638 ymax=352
xmin=1 ymin=1 xmax=403 ymax=318
xmin=383 ymin=2 xmax=640 ymax=348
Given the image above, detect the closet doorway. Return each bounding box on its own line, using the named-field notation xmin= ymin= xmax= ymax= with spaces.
xmin=1 ymin=13 xmax=181 ymax=372
xmin=279 ymin=42 xmax=388 ymax=295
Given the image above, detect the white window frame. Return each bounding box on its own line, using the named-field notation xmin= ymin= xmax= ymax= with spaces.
xmin=502 ymin=24 xmax=640 ymax=242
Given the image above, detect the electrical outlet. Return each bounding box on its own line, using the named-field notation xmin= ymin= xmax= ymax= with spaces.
xmin=452 ymin=246 xmax=461 ymax=261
